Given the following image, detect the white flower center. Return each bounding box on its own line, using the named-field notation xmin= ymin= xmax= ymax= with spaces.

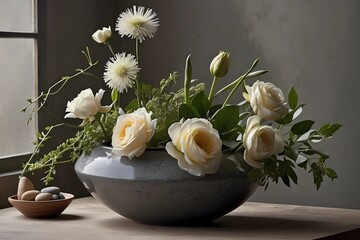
xmin=116 ymin=66 xmax=128 ymax=77
xmin=132 ymin=19 xmax=145 ymax=28
xmin=193 ymin=131 xmax=212 ymax=154
xmin=119 ymin=120 xmax=134 ymax=140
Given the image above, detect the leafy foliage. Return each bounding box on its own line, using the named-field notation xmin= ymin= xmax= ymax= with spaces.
xmin=20 ymin=19 xmax=341 ymax=191
xmin=23 ymin=110 xmax=118 ymax=184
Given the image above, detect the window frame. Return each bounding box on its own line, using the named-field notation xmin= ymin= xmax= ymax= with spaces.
xmin=0 ymin=0 xmax=121 ymax=209
xmin=0 ymin=0 xmax=41 ymax=208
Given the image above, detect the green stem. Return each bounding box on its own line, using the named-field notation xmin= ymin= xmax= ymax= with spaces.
xmin=22 ymin=59 xmax=98 ymax=124
xmin=22 ymin=159 xmax=74 ymax=176
xmin=115 ymin=94 xmax=120 ymax=119
xmin=222 ymin=58 xmax=260 ymax=108
xmin=21 ymin=123 xmax=64 ymax=177
xmin=43 ymin=106 xmax=83 ymax=128
xmin=136 ymin=39 xmax=139 ymax=63
xmin=106 ymin=41 xmax=115 ymax=57
xmin=135 ymin=39 xmax=142 ymax=108
xmin=208 ymin=76 xmax=218 ymax=105
xmin=215 ymin=70 xmax=269 ymax=97
xmin=95 ymin=116 xmax=111 ymax=142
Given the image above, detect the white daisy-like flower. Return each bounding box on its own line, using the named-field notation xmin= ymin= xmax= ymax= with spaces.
xmin=104 ymin=52 xmax=140 ymax=93
xmin=116 ymin=6 xmax=159 ymax=43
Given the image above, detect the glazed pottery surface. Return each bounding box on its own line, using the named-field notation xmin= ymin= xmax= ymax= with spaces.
xmin=74 ymin=145 xmax=258 ymax=225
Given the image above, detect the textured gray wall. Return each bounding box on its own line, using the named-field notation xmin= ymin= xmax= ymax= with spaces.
xmin=114 ymin=0 xmax=360 ymax=209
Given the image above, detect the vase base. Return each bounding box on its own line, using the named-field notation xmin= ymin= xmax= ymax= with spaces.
xmin=75 ymin=145 xmax=258 ymax=225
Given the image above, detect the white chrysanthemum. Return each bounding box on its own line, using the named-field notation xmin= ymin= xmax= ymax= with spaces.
xmin=104 ymin=53 xmax=140 ymax=93
xmin=116 ymin=6 xmax=159 ymax=43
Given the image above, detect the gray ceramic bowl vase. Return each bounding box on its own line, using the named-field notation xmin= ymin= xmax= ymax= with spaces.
xmin=74 ymin=145 xmax=258 ymax=225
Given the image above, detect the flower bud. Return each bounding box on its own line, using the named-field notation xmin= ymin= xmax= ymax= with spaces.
xmin=210 ymin=51 xmax=230 ymax=77
xmin=92 ymin=26 xmax=112 ymax=44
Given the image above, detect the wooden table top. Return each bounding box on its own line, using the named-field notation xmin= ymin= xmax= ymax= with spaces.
xmin=1 ymin=197 xmax=359 ymax=240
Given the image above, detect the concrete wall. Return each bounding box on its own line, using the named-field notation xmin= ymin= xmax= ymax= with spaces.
xmin=114 ymin=0 xmax=360 ymax=209
xmin=37 ymin=0 xmax=359 ymax=210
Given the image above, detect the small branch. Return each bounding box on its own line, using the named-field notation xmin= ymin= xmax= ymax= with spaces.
xmin=20 ymin=123 xmax=64 ymax=177
xmin=95 ymin=116 xmax=111 ymax=142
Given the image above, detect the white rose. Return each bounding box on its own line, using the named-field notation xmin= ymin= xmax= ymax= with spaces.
xmin=243 ymin=80 xmax=288 ymax=121
xmin=243 ymin=116 xmax=284 ymax=168
xmin=165 ymin=118 xmax=222 ymax=177
xmin=64 ymin=88 xmax=110 ymax=121
xmin=92 ymin=26 xmax=112 ymax=43
xmin=112 ymin=108 xmax=157 ymax=159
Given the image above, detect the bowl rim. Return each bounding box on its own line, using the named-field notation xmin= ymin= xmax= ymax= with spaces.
xmin=8 ymin=193 xmax=74 ymax=203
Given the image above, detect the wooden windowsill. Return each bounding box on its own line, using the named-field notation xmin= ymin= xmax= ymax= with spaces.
xmin=1 ymin=197 xmax=359 ymax=239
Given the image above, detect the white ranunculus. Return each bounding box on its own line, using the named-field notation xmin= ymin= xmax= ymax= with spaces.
xmin=242 ymin=116 xmax=284 ymax=168
xmin=64 ymin=89 xmax=110 ymax=121
xmin=112 ymin=108 xmax=157 ymax=159
xmin=92 ymin=26 xmax=112 ymax=43
xmin=165 ymin=118 xmax=222 ymax=177
xmin=243 ymin=80 xmax=289 ymax=121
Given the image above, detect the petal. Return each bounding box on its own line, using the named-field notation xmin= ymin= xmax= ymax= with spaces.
xmin=127 ymin=144 xmax=146 ymax=159
xmin=242 ymin=92 xmax=250 ymax=102
xmin=165 ymin=142 xmax=185 ymax=162
xmin=244 ymin=150 xmax=264 ymax=169
xmin=95 ymin=89 xmax=105 ymax=102
xmin=246 ymin=116 xmax=261 ymax=131
xmin=168 ymin=121 xmax=182 ymax=146
xmin=64 ymin=113 xmax=77 ymax=119
xmin=257 ymin=105 xmax=280 ymax=121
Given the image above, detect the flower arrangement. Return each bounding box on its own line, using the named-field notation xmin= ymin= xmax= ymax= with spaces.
xmin=21 ymin=6 xmax=341 ymax=190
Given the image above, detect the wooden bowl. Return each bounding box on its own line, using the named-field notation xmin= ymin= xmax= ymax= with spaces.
xmin=8 ymin=193 xmax=74 ymax=218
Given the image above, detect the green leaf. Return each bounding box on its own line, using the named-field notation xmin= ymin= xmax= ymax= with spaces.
xmin=276 ymin=112 xmax=294 ymax=125
xmin=303 ymin=149 xmax=329 ymax=159
xmin=326 ymin=168 xmax=338 ymax=180
xmin=287 ymin=166 xmax=298 ymax=184
xmin=125 ymin=99 xmax=139 ymax=112
xmin=288 ymin=86 xmax=298 ymax=110
xmin=297 ymin=130 xmax=316 ymax=142
xmin=318 ymin=123 xmax=342 ymax=137
xmin=160 ymin=71 xmax=178 ymax=93
xmin=209 ymin=104 xmax=222 ymax=117
xmin=284 ymin=145 xmax=298 ymax=161
xmin=222 ymin=139 xmax=239 ymax=148
xmin=298 ymin=160 xmax=308 ymax=170
xmin=276 ymin=104 xmax=304 ymax=125
xmin=310 ymin=162 xmax=324 ymax=190
xmin=281 ymin=175 xmax=291 ymax=188
xmin=291 ymin=120 xmax=315 ymax=135
xmin=184 ymin=54 xmax=192 ymax=104
xmin=213 ymin=106 xmax=240 ymax=133
xmin=178 ymin=103 xmax=200 ymax=120
xmin=220 ymin=125 xmax=243 ymax=142
xmin=191 ymin=91 xmax=210 ymax=118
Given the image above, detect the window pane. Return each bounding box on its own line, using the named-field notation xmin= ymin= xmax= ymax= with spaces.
xmin=0 ymin=0 xmax=36 ymax=33
xmin=0 ymin=38 xmax=37 ymax=159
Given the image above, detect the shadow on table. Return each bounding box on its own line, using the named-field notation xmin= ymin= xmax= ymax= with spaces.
xmin=99 ymin=215 xmax=328 ymax=237
xmin=16 ymin=214 xmax=86 ymax=221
